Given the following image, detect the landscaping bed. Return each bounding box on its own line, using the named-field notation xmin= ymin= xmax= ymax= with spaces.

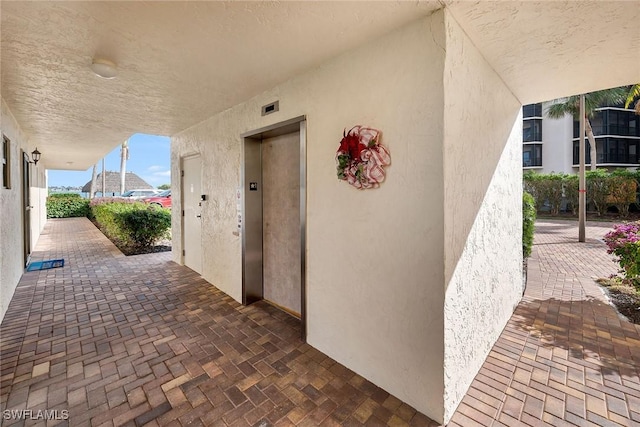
xmin=600 ymin=222 xmax=640 ymax=324
xmin=91 ymin=217 xmax=172 ymax=255
xmin=597 ymin=278 xmax=640 ymax=324
xmin=89 ymin=198 xmax=172 ymax=256
xmin=46 ymin=194 xmax=172 ymax=256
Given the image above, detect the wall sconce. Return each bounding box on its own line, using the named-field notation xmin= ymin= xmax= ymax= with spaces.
xmin=30 ymin=148 xmax=41 ymax=165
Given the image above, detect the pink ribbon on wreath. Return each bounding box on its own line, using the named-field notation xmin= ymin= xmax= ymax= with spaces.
xmin=336 ymin=126 xmax=390 ymax=189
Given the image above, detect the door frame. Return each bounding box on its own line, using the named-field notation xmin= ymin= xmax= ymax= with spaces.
xmin=180 ymin=153 xmax=202 ymax=271
xmin=241 ymin=115 xmax=307 ymax=339
xmin=21 ymin=150 xmax=31 ymax=266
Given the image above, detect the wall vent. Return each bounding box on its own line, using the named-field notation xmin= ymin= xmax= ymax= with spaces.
xmin=261 ymin=101 xmax=279 ymax=116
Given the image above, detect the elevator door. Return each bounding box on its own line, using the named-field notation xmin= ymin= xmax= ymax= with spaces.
xmin=262 ymin=132 xmax=301 ymax=315
xmin=242 ymin=116 xmax=307 ymax=335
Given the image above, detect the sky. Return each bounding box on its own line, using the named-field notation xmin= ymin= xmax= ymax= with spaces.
xmin=47 ymin=133 xmax=171 ymax=188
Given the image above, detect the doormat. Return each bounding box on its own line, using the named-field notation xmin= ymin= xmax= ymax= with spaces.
xmin=26 ymin=259 xmax=64 ymax=272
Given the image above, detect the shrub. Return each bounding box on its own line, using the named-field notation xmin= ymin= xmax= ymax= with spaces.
xmin=543 ymin=173 xmax=566 ymax=215
xmin=586 ymin=169 xmax=610 ymax=216
xmin=88 ymin=197 xmax=138 ymax=220
xmin=121 ymin=208 xmax=171 ymax=248
xmin=607 ymin=170 xmax=637 ymax=217
xmin=524 ymin=171 xmax=640 ymax=217
xmin=89 ymin=197 xmax=138 ymax=207
xmin=523 ymin=172 xmax=543 ymax=209
xmin=563 ymin=175 xmax=579 ymax=215
xmin=47 ymin=194 xmax=90 ymax=218
xmin=48 ymin=192 xmax=82 ymax=199
xmin=523 ymin=172 xmax=565 ymax=215
xmin=523 ymin=192 xmax=536 ymax=258
xmin=90 ymin=201 xmax=170 ymax=250
xmin=91 ymin=201 xmax=140 ymax=246
xmin=604 ymin=222 xmax=640 ymax=288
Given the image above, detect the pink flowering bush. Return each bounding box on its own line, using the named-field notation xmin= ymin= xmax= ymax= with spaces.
xmin=603 ymin=222 xmax=640 ymax=284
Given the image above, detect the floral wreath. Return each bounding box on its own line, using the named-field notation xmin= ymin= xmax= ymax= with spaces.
xmin=336 ymin=125 xmax=390 ymax=189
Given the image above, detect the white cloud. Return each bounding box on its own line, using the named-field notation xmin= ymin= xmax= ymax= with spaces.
xmin=147 ymin=165 xmax=164 ymax=172
xmin=143 ymin=175 xmax=167 ymax=185
xmin=144 ymin=170 xmax=171 ymax=184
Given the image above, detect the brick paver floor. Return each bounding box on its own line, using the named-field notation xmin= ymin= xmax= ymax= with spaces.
xmin=450 ymin=219 xmax=640 ymax=427
xmin=0 ymin=218 xmax=438 ymax=427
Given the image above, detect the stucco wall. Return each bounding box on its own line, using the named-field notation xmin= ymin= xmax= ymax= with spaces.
xmin=172 ymin=12 xmax=447 ymax=422
xmin=0 ymin=98 xmax=47 ymax=323
xmin=442 ymin=11 xmax=524 ymax=423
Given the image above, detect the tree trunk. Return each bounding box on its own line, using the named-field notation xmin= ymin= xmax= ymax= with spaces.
xmin=120 ymin=139 xmax=129 ymax=195
xmin=101 ymin=158 xmax=106 ymax=196
xmin=585 ymin=118 xmax=597 ymax=171
xmin=89 ymin=163 xmax=98 ymax=199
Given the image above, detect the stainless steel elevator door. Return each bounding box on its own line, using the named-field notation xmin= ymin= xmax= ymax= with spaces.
xmin=262 ymin=131 xmax=301 ymax=316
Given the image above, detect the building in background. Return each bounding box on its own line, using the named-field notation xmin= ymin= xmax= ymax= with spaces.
xmin=523 ymin=94 xmax=640 ymax=173
xmin=80 ymin=171 xmax=155 ymax=197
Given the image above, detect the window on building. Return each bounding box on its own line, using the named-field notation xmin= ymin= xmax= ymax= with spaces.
xmin=523 ymin=103 xmax=542 ymax=118
xmin=2 ymin=135 xmax=10 ymax=189
xmin=523 ymin=144 xmax=542 ymax=167
xmin=523 ymin=119 xmax=542 ymax=142
xmin=574 ymin=108 xmax=640 ymax=138
xmin=573 ymin=138 xmax=639 ymax=165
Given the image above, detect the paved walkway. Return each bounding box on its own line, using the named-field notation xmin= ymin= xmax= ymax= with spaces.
xmin=0 ymin=218 xmax=437 ymax=427
xmin=450 ymin=220 xmax=640 ymax=426
xmin=2 ymin=219 xmax=640 ymax=426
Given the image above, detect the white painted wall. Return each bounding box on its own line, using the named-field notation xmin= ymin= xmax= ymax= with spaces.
xmin=541 ymin=103 xmax=574 ymax=174
xmin=442 ymin=11 xmax=524 ymax=423
xmin=0 ymin=98 xmax=47 ymax=323
xmin=173 ymin=12 xmax=447 ymax=422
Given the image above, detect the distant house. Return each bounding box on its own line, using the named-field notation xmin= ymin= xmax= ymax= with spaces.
xmin=81 ymin=171 xmax=154 ymax=196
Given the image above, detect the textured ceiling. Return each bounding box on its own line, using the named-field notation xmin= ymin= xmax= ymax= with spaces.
xmin=1 ymin=1 xmax=441 ymax=170
xmin=2 ymin=1 xmax=639 ymax=171
xmin=444 ymin=0 xmax=640 ymax=104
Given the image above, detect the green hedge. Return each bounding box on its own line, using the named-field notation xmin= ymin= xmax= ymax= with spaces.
xmin=522 ymin=172 xmax=565 ymax=215
xmin=121 ymin=209 xmax=171 ymax=248
xmin=91 ymin=200 xmax=170 ymax=249
xmin=46 ymin=194 xmax=90 ymax=218
xmin=524 ymin=171 xmax=638 ymax=217
xmin=523 ymin=192 xmax=536 ymax=258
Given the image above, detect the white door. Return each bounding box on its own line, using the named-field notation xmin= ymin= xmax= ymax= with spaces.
xmin=182 ymin=155 xmax=202 ymax=274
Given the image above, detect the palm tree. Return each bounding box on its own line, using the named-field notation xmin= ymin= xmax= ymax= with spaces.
xmin=89 ymin=162 xmax=98 ymax=198
xmin=119 ymin=139 xmax=129 ymax=195
xmin=625 ymin=83 xmax=640 ymax=115
xmin=547 ymin=87 xmax=627 ymax=170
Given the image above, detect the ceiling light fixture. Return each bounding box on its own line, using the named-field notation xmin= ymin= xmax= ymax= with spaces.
xmin=90 ymin=58 xmax=117 ymax=79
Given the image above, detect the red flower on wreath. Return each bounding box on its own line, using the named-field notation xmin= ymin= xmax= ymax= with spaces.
xmin=336 ymin=126 xmax=390 ymax=189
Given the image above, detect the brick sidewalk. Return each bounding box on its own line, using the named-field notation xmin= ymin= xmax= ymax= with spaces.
xmin=450 ymin=220 xmax=640 ymax=426
xmin=0 ymin=218 xmax=438 ymax=426
xmin=3 ymin=218 xmax=640 ymax=426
